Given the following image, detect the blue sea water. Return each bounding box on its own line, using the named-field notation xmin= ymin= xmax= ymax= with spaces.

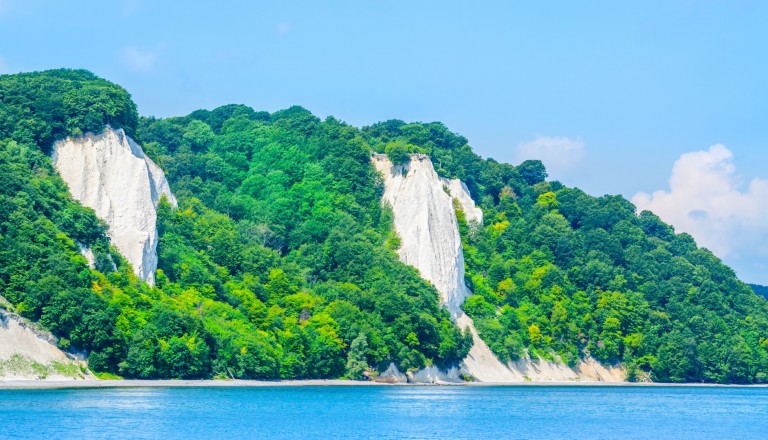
xmin=1 ymin=385 xmax=767 ymax=439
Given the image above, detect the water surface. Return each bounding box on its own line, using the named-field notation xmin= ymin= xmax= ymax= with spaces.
xmin=2 ymin=386 xmax=767 ymax=439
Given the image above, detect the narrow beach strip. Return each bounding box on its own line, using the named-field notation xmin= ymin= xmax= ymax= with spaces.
xmin=2 ymin=379 xmax=767 ymax=389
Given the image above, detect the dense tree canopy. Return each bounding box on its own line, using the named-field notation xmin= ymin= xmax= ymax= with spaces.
xmin=0 ymin=70 xmax=470 ymax=379
xmin=752 ymin=284 xmax=768 ymax=300
xmin=364 ymin=120 xmax=768 ymax=383
xmin=0 ymin=69 xmax=138 ymax=149
xmin=2 ymin=69 xmax=767 ymax=383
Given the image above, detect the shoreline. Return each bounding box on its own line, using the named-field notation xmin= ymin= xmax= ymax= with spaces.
xmin=2 ymin=379 xmax=767 ymax=390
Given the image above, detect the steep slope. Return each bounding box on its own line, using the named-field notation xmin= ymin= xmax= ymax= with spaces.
xmin=752 ymin=284 xmax=768 ymax=300
xmin=0 ymin=301 xmax=90 ymax=380
xmin=51 ymin=127 xmax=177 ymax=285
xmin=372 ymin=154 xmax=471 ymax=317
xmin=374 ymin=153 xmax=625 ymax=382
xmin=2 ymin=70 xmax=471 ymax=380
xmin=3 ymin=69 xmax=767 ymax=383
xmin=373 ymin=154 xmax=518 ymax=381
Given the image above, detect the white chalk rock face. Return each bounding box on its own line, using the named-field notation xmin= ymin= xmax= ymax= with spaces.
xmin=0 ymin=307 xmax=91 ymax=380
xmin=373 ymin=153 xmax=625 ymax=383
xmin=52 ymin=127 xmax=177 ymax=285
xmin=373 ymin=154 xmax=514 ymax=381
xmin=440 ymin=177 xmax=483 ymax=225
xmin=373 ymin=154 xmax=472 ymax=317
xmin=77 ymin=242 xmax=96 ymax=269
xmin=0 ymin=311 xmax=69 ymax=366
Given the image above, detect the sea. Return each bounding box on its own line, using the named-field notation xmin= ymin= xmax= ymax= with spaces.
xmin=1 ymin=385 xmax=767 ymax=439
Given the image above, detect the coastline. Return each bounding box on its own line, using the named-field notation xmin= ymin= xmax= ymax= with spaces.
xmin=2 ymin=379 xmax=767 ymax=390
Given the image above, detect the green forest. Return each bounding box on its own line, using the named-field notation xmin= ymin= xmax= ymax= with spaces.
xmin=752 ymin=284 xmax=768 ymax=300
xmin=1 ymin=69 xmax=767 ymax=383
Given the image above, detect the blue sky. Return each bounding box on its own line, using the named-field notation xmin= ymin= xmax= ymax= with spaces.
xmin=1 ymin=0 xmax=766 ymax=284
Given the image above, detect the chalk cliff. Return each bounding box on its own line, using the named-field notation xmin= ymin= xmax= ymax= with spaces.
xmin=51 ymin=127 xmax=176 ymax=285
xmin=0 ymin=298 xmax=90 ymax=380
xmin=373 ymin=154 xmax=625 ymax=382
xmin=373 ymin=154 xmax=472 ymax=317
xmin=373 ymin=154 xmax=515 ymax=381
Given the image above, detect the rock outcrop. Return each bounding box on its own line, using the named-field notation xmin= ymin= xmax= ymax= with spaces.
xmin=0 ymin=299 xmax=90 ymax=380
xmin=51 ymin=127 xmax=177 ymax=285
xmin=441 ymin=177 xmax=483 ymax=226
xmin=373 ymin=153 xmax=514 ymax=381
xmin=77 ymin=242 xmax=96 ymax=269
xmin=373 ymin=153 xmax=625 ymax=383
xmin=373 ymin=154 xmax=472 ymax=317
xmin=374 ymin=363 xmax=408 ymax=383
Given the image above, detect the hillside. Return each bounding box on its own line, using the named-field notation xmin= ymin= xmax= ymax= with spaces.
xmin=0 ymin=302 xmax=90 ymax=380
xmin=1 ymin=69 xmax=767 ymax=383
xmin=752 ymin=284 xmax=768 ymax=300
xmin=362 ymin=121 xmax=768 ymax=383
xmin=0 ymin=70 xmax=470 ymax=380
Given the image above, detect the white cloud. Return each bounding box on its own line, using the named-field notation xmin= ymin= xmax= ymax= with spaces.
xmin=514 ymin=136 xmax=586 ymax=182
xmin=632 ymin=145 xmax=768 ymax=262
xmin=0 ymin=56 xmax=8 ymax=74
xmin=121 ymin=46 xmax=158 ymax=73
xmin=277 ymin=23 xmax=292 ymax=35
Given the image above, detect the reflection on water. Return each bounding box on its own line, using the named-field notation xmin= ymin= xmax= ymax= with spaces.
xmin=62 ymin=389 xmax=166 ymax=411
xmin=2 ymin=386 xmax=768 ymax=439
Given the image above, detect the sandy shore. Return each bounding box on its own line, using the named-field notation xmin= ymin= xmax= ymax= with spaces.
xmin=1 ymin=379 xmax=767 ymax=389
xmin=0 ymin=379 xmax=386 ymax=389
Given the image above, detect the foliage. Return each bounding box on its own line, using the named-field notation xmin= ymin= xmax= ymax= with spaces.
xmin=0 ymin=71 xmax=469 ymax=380
xmin=345 ymin=332 xmax=370 ymax=379
xmin=384 ymin=140 xmax=414 ymax=165
xmin=363 ymin=119 xmax=768 ymax=384
xmin=751 ymin=284 xmax=768 ymax=300
xmin=0 ymin=69 xmax=138 ymax=148
xmin=3 ymin=69 xmax=767 ymax=383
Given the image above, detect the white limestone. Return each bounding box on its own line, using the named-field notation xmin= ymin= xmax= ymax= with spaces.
xmin=373 ymin=153 xmax=625 ymax=383
xmin=375 ymin=363 xmax=408 ymax=383
xmin=456 ymin=313 xmax=526 ymax=382
xmin=440 ymin=177 xmax=482 ymax=225
xmin=0 ymin=311 xmax=67 ymax=365
xmin=373 ymin=153 xmax=514 ymax=380
xmin=52 ymin=127 xmax=177 ymax=285
xmin=77 ymin=242 xmax=96 ymax=269
xmin=373 ymin=154 xmax=471 ymax=317
xmin=0 ymin=306 xmax=90 ymax=380
xmin=407 ymin=365 xmax=463 ymax=384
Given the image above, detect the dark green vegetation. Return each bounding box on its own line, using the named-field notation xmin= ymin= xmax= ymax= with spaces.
xmin=362 ymin=121 xmax=768 ymax=383
xmin=752 ymin=284 xmax=768 ymax=300
xmin=0 ymin=69 xmax=138 ymax=149
xmin=0 ymin=70 xmax=136 ymax=371
xmin=0 ymin=70 xmax=470 ymax=379
xmin=2 ymin=69 xmax=767 ymax=383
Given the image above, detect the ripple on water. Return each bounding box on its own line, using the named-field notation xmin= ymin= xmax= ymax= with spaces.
xmin=1 ymin=386 xmax=768 ymax=439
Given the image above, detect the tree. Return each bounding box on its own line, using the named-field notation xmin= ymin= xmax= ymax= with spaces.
xmin=346 ymin=332 xmax=369 ymax=380
xmin=385 ymin=140 xmax=412 ymax=165
xmin=516 ymin=160 xmax=547 ymax=185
